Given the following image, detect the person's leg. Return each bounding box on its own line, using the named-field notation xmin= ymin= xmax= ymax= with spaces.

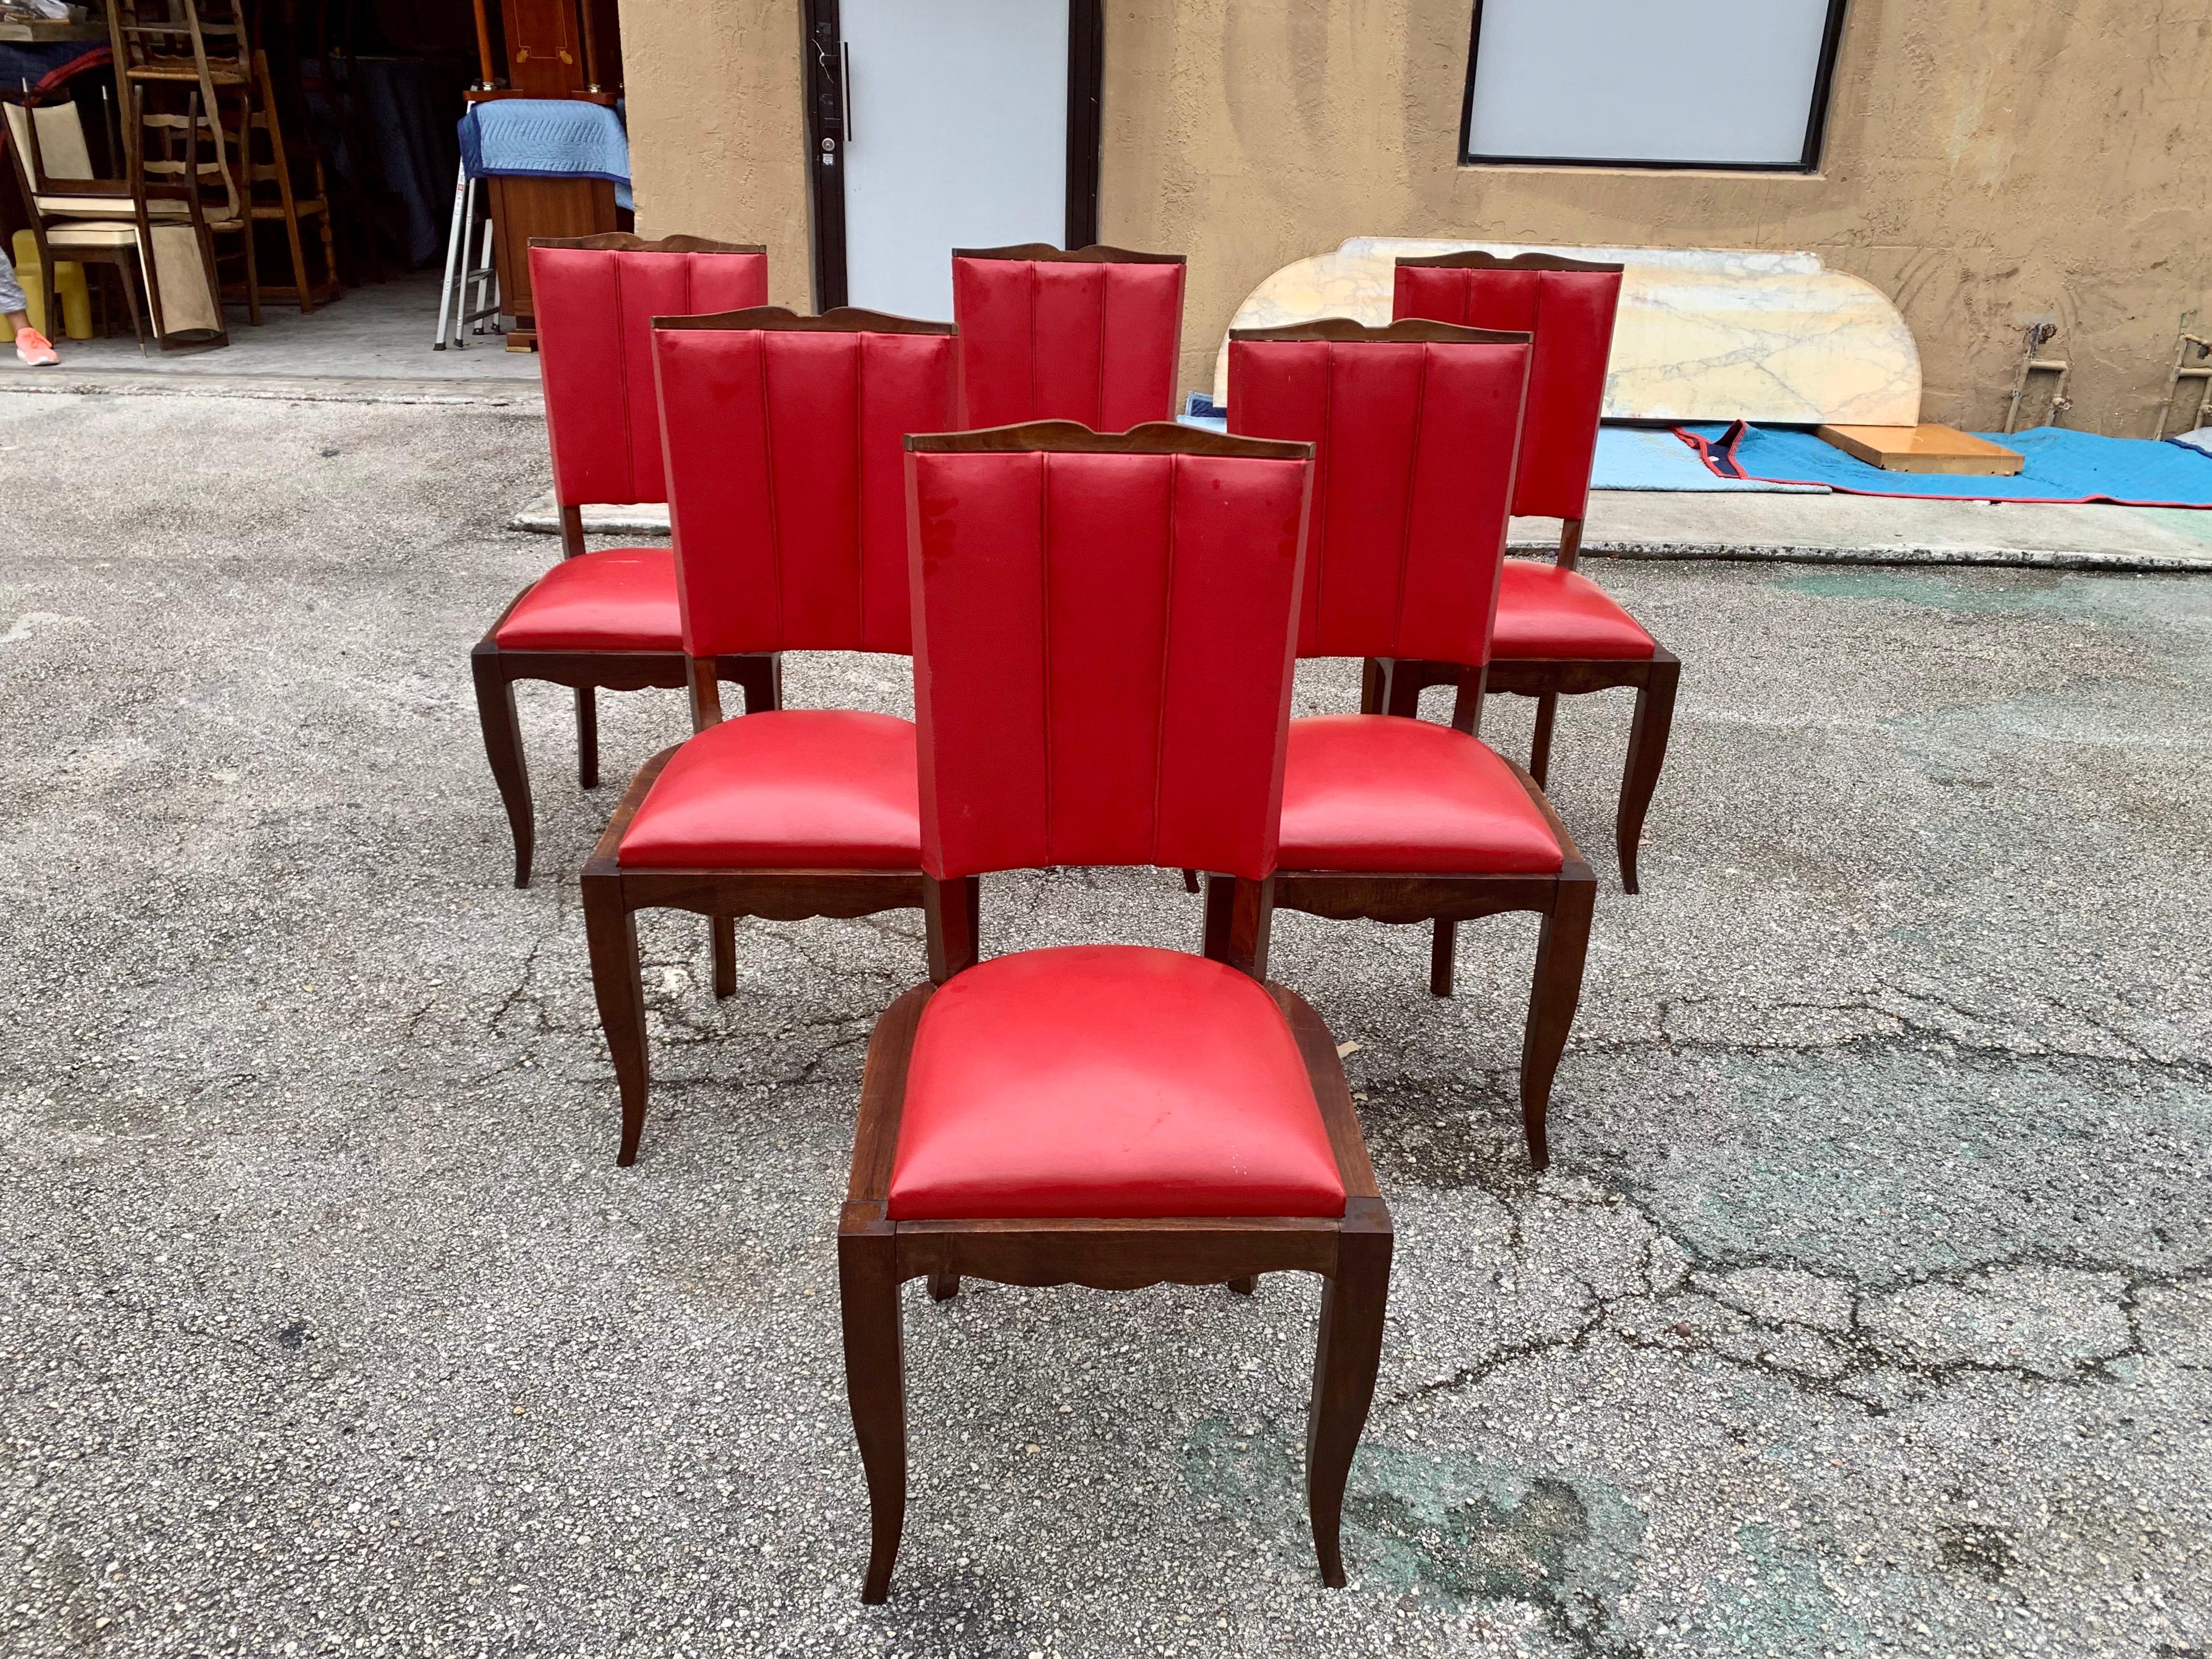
xmin=3 ymin=257 xmax=59 ymax=365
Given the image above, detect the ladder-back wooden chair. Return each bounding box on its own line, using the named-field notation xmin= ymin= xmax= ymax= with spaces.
xmin=1228 ymin=319 xmax=1595 ymax=1169
xmin=949 ymin=243 xmax=1186 ymax=430
xmin=1384 ymin=252 xmax=1680 ymax=892
xmin=471 ymin=234 xmax=774 ymax=888
xmin=583 ymin=306 xmax=960 ymax=1167
xmin=109 ymin=0 xmax=260 ymax=329
xmin=840 ymin=420 xmax=1392 ymax=1602
xmin=245 ymin=48 xmax=340 ymax=313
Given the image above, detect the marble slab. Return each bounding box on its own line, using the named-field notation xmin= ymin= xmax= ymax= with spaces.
xmin=1214 ymin=239 xmax=1920 ymax=427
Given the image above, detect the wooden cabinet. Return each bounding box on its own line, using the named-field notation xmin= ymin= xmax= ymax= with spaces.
xmin=468 ymin=0 xmax=627 ymax=346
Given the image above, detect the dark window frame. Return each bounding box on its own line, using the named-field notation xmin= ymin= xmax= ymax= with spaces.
xmin=1457 ymin=0 xmax=1851 ymax=174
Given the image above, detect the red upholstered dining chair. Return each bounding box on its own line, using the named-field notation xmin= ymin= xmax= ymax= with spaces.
xmin=582 ymin=307 xmax=959 ymax=1167
xmin=949 ymin=243 xmax=1186 ymax=430
xmin=1227 ymin=319 xmax=1595 ymax=1169
xmin=1384 ymin=251 xmax=1680 ymax=894
xmin=840 ymin=422 xmax=1391 ymax=1602
xmin=471 ymin=234 xmax=777 ymax=889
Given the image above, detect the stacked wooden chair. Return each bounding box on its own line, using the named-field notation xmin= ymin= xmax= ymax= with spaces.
xmin=1380 ymin=252 xmax=1680 ymax=894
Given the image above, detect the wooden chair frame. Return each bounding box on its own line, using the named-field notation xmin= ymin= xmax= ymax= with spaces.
xmin=1378 ymin=251 xmax=1680 ymax=895
xmin=1210 ymin=318 xmax=1598 ymax=1169
xmin=245 ymin=47 xmax=342 ymax=314
xmin=839 ymin=422 xmax=1389 ymax=1603
xmin=469 ymin=233 xmax=778 ymax=890
xmin=580 ymin=304 xmax=964 ymax=1166
xmin=2 ymin=98 xmax=148 ymax=348
xmin=948 ymin=241 xmax=1186 ymax=266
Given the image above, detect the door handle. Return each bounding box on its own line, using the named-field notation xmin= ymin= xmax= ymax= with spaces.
xmin=840 ymin=41 xmax=853 ymax=145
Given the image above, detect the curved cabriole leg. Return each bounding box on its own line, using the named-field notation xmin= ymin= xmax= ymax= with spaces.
xmin=1181 ymin=869 xmax=1200 ymax=894
xmin=1429 ymin=919 xmax=1456 ymax=997
xmin=926 ymin=1272 xmax=960 ymax=1302
xmin=840 ymin=1229 xmax=908 ymax=1603
xmin=574 ymin=687 xmax=600 ymax=789
xmin=583 ymin=870 xmax=652 ymax=1165
xmin=712 ymin=916 xmax=737 ymax=1000
xmin=1528 ymin=691 xmax=1560 ymax=789
xmin=1616 ymin=652 xmax=1679 ymax=896
xmin=470 ymin=649 xmax=534 ymax=888
xmin=1519 ymin=872 xmax=1594 ymax=1170
xmin=1307 ymin=1207 xmax=1392 ymax=1588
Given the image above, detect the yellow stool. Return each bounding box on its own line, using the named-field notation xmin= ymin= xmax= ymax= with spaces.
xmin=10 ymin=229 xmax=94 ymax=341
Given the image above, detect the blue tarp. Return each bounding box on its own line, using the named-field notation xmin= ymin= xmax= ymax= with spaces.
xmin=1680 ymin=420 xmax=2212 ymax=507
xmin=459 ymin=99 xmax=631 ymax=212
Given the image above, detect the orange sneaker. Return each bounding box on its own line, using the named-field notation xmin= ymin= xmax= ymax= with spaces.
xmin=15 ymin=327 xmax=60 ymax=367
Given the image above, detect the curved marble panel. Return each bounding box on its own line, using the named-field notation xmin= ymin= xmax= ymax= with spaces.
xmin=1214 ymin=239 xmax=1920 ymax=427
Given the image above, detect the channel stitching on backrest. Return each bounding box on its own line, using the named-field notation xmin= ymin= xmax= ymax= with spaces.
xmin=652 ymin=306 xmax=958 ymax=659
xmin=951 ymin=245 xmax=1186 ymax=432
xmin=530 ymin=235 xmax=769 ymax=510
xmin=907 ymin=423 xmax=1313 ymax=883
xmin=1227 ymin=319 xmax=1531 ymax=669
xmin=1391 ymin=252 xmax=1621 ymax=521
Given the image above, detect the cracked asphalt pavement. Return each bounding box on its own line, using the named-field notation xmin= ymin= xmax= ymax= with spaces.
xmin=2 ymin=390 xmax=2209 ymax=1658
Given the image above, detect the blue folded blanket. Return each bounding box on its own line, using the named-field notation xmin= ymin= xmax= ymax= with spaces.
xmin=460 ymin=99 xmax=631 ymax=211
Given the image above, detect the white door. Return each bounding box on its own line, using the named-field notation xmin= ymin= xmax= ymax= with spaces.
xmin=839 ymin=0 xmax=1070 ymax=322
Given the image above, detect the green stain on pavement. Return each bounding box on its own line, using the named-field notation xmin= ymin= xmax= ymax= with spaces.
xmin=1182 ymin=1424 xmax=1644 ymax=1637
xmin=1696 ymin=1522 xmax=1872 ymax=1655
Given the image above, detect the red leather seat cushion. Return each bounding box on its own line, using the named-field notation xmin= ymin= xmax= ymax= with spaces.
xmin=1279 ymin=715 xmax=1564 ymax=875
xmin=617 ymin=711 xmax=921 ymax=870
xmin=887 ymin=946 xmax=1345 ymax=1221
xmin=1491 ymin=559 xmax=1656 ymax=661
xmin=492 ymin=549 xmax=681 ymax=652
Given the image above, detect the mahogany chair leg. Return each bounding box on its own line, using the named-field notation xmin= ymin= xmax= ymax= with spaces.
xmin=574 ymin=687 xmax=600 ymax=789
xmin=1383 ymin=664 xmax=1424 ymax=721
xmin=583 ymin=870 xmax=652 ymax=1165
xmin=1228 ymin=1275 xmax=1258 ymax=1296
xmin=1519 ymin=870 xmax=1594 ymax=1170
xmin=1429 ymin=919 xmax=1456 ymax=997
xmin=1615 ymin=650 xmax=1679 ymax=896
xmin=731 ymin=651 xmax=784 ymax=713
xmin=711 ymin=916 xmax=737 ymax=999
xmin=1359 ymin=657 xmax=1391 ymax=715
xmin=839 ymin=1225 xmax=908 ymax=1604
xmin=469 ymin=649 xmax=534 ymax=888
xmin=1306 ymin=1205 xmax=1392 ymax=1588
xmin=1181 ymin=869 xmax=1199 ymax=894
xmin=1528 ymin=691 xmax=1560 ymax=789
xmin=1201 ymin=875 xmax=1274 ymax=980
xmin=926 ymin=1272 xmax=960 ymax=1302
xmin=924 ymin=875 xmax=981 ymax=984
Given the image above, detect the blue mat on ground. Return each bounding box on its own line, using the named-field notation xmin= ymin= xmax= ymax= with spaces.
xmin=1177 ymin=398 xmax=1822 ymax=492
xmin=460 ymin=99 xmax=631 ymax=211
xmin=1680 ymin=421 xmax=2212 ymax=507
xmin=1591 ymin=426 xmax=1825 ymax=492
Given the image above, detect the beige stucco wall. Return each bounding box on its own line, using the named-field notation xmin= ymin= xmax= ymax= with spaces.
xmin=622 ymin=0 xmax=2212 ymax=435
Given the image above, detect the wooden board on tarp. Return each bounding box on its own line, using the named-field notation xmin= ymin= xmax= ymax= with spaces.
xmin=1816 ymin=423 xmax=2025 ymax=475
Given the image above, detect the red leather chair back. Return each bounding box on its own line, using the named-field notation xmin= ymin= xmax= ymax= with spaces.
xmin=529 ymin=235 xmax=769 ymax=508
xmin=1391 ymin=254 xmax=1621 ymax=521
xmin=1227 ymin=321 xmax=1531 ymax=669
xmin=951 ymin=246 xmax=1186 ymax=432
xmin=652 ymin=308 xmax=958 ymax=658
xmin=907 ymin=424 xmax=1313 ymax=882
